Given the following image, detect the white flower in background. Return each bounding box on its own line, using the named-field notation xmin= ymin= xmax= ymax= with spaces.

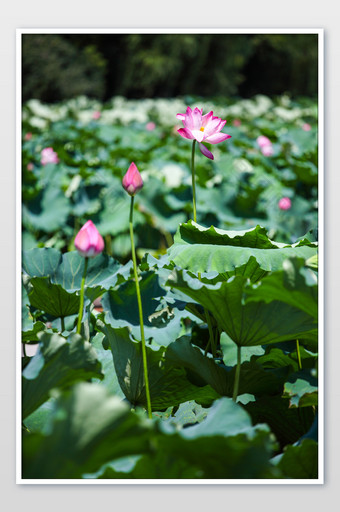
xmin=161 ymin=164 xmax=185 ymax=188
xmin=273 ymin=106 xmax=305 ymax=122
xmin=29 ymin=116 xmax=48 ymax=129
xmin=233 ymin=158 xmax=253 ymax=173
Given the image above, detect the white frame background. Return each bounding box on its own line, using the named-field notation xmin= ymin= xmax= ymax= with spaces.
xmin=2 ymin=1 xmax=338 ymax=509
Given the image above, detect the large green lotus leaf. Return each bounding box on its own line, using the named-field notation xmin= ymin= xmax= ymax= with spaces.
xmin=98 ymin=322 xmax=219 ymax=411
xmin=98 ymin=398 xmax=277 ymax=479
xmin=166 ymin=337 xmax=286 ymax=398
xmin=22 ymin=247 xmax=61 ymax=277
xmin=23 ymin=248 xmax=130 ymax=292
xmin=244 ymin=395 xmax=315 ymax=448
xmin=274 ymin=439 xmax=318 ymax=479
xmin=26 ymin=277 xmax=80 ymax=318
xmin=101 ymin=270 xmax=186 ymax=346
xmin=24 ymin=399 xmax=56 ymax=434
xmin=167 ymin=221 xmax=317 ymax=278
xmin=22 ymin=181 xmax=71 ymax=233
xmin=90 ymin=332 xmax=124 ymax=399
xmin=22 ymin=382 xmax=154 ymax=479
xmin=167 ymin=270 xmax=317 ymax=347
xmin=22 ymin=248 xmax=131 ymax=317
xmin=245 ymin=258 xmax=318 ymax=319
xmin=22 ymin=332 xmax=103 ymax=418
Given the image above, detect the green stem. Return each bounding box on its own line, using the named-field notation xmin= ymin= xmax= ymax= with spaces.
xmin=105 ymin=234 xmax=112 ymax=256
xmin=205 ymin=310 xmax=216 ymax=358
xmin=129 ymin=196 xmax=152 ymax=419
xmin=191 ymin=140 xmax=197 ymax=222
xmin=233 ymin=345 xmax=242 ymax=402
xmin=23 ymin=342 xmax=27 ymax=357
xmin=76 ymin=257 xmax=88 ymax=335
xmin=296 ymin=339 xmax=302 ymax=370
xmin=60 ymin=316 xmax=65 ymax=333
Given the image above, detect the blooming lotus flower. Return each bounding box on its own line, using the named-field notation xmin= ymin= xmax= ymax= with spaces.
xmin=176 ymin=106 xmax=231 ymax=160
xmin=122 ymin=162 xmax=143 ymax=196
xmin=74 ymin=220 xmax=104 ymax=257
xmin=278 ymin=197 xmax=292 ymax=210
xmin=41 ymin=147 xmax=59 ymax=165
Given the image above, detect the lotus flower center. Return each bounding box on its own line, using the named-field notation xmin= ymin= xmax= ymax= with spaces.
xmin=200 ymin=126 xmax=205 ymax=132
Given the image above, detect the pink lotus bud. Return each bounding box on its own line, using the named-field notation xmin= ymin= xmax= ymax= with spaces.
xmin=278 ymin=197 xmax=292 ymax=210
xmin=41 ymin=147 xmax=59 ymax=166
xmin=92 ymin=110 xmax=101 ymax=120
xmin=24 ymin=132 xmax=33 ymax=141
xmin=122 ymin=162 xmax=143 ymax=196
xmin=146 ymin=121 xmax=156 ymax=131
xmin=257 ymin=135 xmax=272 ymax=148
xmin=302 ymin=123 xmax=311 ymax=131
xmin=27 ymin=162 xmax=34 ymax=171
xmin=74 ymin=220 xmax=105 ymax=257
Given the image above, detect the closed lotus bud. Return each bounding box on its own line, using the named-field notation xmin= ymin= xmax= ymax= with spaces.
xmin=74 ymin=220 xmax=104 ymax=257
xmin=122 ymin=162 xmax=143 ymax=196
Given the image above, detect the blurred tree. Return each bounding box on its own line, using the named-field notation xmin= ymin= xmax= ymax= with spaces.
xmin=22 ymin=33 xmax=319 ymax=102
xmin=22 ymin=34 xmax=107 ymax=102
xmin=238 ymin=34 xmax=318 ymax=97
xmin=110 ymin=34 xmax=253 ymax=98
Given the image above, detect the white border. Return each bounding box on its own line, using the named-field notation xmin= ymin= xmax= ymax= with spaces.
xmin=16 ymin=27 xmax=324 ymax=485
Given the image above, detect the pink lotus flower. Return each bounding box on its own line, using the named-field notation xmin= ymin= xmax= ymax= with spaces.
xmin=302 ymin=123 xmax=311 ymax=131
xmin=176 ymin=106 xmax=231 ymax=160
xmin=257 ymin=135 xmax=271 ymax=148
xmin=74 ymin=220 xmax=105 ymax=258
xmin=27 ymin=163 xmax=34 ymax=171
xmin=122 ymin=162 xmax=144 ymax=196
xmin=257 ymin=135 xmax=273 ymax=156
xmin=278 ymin=197 xmax=292 ymax=210
xmin=24 ymin=132 xmax=32 ymax=141
xmin=146 ymin=121 xmax=156 ymax=131
xmin=41 ymin=147 xmax=59 ymax=166
xmin=92 ymin=110 xmax=101 ymax=120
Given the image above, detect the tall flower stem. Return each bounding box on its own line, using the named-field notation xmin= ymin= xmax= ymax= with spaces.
xmin=296 ymin=339 xmax=302 ymax=370
xmin=76 ymin=257 xmax=88 ymax=335
xmin=129 ymin=196 xmax=152 ymax=419
xmin=191 ymin=140 xmax=197 ymax=222
xmin=233 ymin=345 xmax=242 ymax=402
xmin=192 ymin=143 xmax=215 ymax=358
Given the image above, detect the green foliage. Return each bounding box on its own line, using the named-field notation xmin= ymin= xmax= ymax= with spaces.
xmin=21 ymin=93 xmax=319 ymax=480
xmin=167 ymin=269 xmax=317 ymax=347
xmin=22 ymin=332 xmax=103 ymax=418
